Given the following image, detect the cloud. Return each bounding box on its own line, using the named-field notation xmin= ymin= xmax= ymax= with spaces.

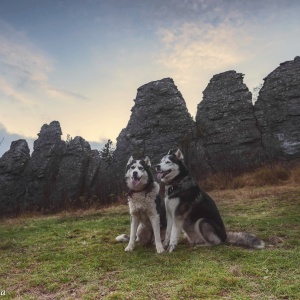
xmin=157 ymin=22 xmax=256 ymax=85
xmin=0 ymin=76 xmax=36 ymax=105
xmin=0 ymin=123 xmax=35 ymax=157
xmin=0 ymin=20 xmax=87 ymax=105
xmin=156 ymin=0 xmax=300 ymax=92
xmin=155 ymin=20 xmax=259 ymax=114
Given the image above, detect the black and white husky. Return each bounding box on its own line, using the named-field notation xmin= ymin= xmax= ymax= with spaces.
xmin=156 ymin=149 xmax=265 ymax=253
xmin=116 ymin=156 xmax=166 ymax=253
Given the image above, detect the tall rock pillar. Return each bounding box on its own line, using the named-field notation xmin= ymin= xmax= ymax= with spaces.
xmin=195 ymin=71 xmax=266 ymax=173
xmin=23 ymin=121 xmax=66 ymax=210
xmin=114 ymin=78 xmax=195 ymax=172
xmin=0 ymin=140 xmax=30 ymax=214
xmin=254 ymin=56 xmax=300 ymax=161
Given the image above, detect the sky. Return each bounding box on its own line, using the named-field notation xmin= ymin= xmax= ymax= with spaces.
xmin=0 ymin=0 xmax=300 ymax=157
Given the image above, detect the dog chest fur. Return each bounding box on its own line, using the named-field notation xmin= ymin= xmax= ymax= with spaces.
xmin=164 ymin=193 xmax=180 ymax=217
xmin=128 ymin=182 xmax=160 ymax=218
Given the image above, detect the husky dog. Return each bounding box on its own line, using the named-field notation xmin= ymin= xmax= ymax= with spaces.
xmin=116 ymin=156 xmax=166 ymax=253
xmin=156 ymin=149 xmax=265 ymax=253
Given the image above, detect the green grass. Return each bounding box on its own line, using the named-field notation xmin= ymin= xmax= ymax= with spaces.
xmin=0 ymin=186 xmax=299 ymax=299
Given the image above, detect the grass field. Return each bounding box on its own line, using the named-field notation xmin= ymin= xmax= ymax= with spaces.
xmin=0 ymin=184 xmax=299 ymax=299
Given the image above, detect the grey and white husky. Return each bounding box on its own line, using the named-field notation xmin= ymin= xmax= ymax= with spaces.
xmin=156 ymin=149 xmax=265 ymax=253
xmin=116 ymin=156 xmax=166 ymax=253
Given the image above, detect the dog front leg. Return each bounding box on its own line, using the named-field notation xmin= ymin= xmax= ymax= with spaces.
xmin=163 ymin=205 xmax=173 ymax=249
xmin=168 ymin=216 xmax=184 ymax=253
xmin=150 ymin=215 xmax=165 ymax=253
xmin=125 ymin=215 xmax=139 ymax=252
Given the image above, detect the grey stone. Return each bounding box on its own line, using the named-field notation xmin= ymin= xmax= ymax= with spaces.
xmin=254 ymin=56 xmax=300 ymax=161
xmin=0 ymin=139 xmax=30 ymax=214
xmin=113 ymin=78 xmax=195 ymax=176
xmin=23 ymin=121 xmax=66 ymax=210
xmin=51 ymin=136 xmax=91 ymax=207
xmin=194 ymin=71 xmax=266 ymax=173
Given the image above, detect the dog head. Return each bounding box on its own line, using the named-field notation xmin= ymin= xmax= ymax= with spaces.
xmin=125 ymin=156 xmax=153 ymax=190
xmin=155 ymin=149 xmax=187 ymax=183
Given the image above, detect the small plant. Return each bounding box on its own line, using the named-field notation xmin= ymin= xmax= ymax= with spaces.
xmin=99 ymin=139 xmax=115 ymax=163
xmin=65 ymin=134 xmax=73 ymax=144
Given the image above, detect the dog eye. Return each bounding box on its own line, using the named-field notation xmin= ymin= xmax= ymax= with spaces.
xmin=166 ymin=161 xmax=171 ymax=164
xmin=131 ymin=166 xmax=135 ymax=169
xmin=138 ymin=167 xmax=144 ymax=170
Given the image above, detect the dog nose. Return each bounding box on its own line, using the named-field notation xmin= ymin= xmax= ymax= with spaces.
xmin=133 ymin=171 xmax=138 ymax=177
xmin=156 ymin=165 xmax=161 ymax=171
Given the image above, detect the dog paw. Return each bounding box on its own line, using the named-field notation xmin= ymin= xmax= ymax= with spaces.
xmin=167 ymin=243 xmax=176 ymax=253
xmin=156 ymin=246 xmax=165 ymax=254
xmin=125 ymin=244 xmax=134 ymax=252
xmin=163 ymin=240 xmax=170 ymax=249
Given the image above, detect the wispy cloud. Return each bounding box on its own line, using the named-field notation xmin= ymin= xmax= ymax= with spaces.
xmin=0 ymin=20 xmax=87 ymax=105
xmin=0 ymin=76 xmax=36 ymax=105
xmin=157 ymin=22 xmax=256 ymax=85
xmin=155 ymin=20 xmax=259 ymax=113
xmin=156 ymin=0 xmax=300 ymax=91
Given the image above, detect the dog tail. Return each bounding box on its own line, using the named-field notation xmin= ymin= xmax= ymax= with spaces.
xmin=115 ymin=234 xmax=130 ymax=242
xmin=226 ymin=232 xmax=265 ymax=249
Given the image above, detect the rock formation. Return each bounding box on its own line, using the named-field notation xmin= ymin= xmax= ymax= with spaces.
xmin=113 ymin=78 xmax=195 ymax=174
xmin=254 ymin=56 xmax=300 ymax=161
xmin=50 ymin=136 xmax=91 ymax=208
xmin=194 ymin=71 xmax=267 ymax=174
xmin=0 ymin=140 xmax=30 ymax=214
xmin=1 ymin=57 xmax=300 ymax=215
xmin=23 ymin=121 xmax=66 ymax=210
xmin=85 ymin=149 xmax=103 ymax=198
xmin=0 ymin=120 xmax=117 ymax=214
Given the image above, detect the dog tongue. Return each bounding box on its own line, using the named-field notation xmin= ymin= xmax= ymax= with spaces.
xmin=132 ymin=178 xmax=140 ymax=186
xmin=157 ymin=172 xmax=163 ymax=181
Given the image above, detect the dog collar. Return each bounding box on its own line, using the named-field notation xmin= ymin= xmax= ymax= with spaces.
xmin=167 ymin=184 xmax=179 ymax=195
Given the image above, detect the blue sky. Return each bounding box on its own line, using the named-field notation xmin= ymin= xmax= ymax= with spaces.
xmin=0 ymin=0 xmax=300 ymax=156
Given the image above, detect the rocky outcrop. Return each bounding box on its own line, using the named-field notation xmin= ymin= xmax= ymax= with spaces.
xmin=194 ymin=71 xmax=267 ymax=174
xmin=85 ymin=149 xmax=103 ymax=198
xmin=50 ymin=136 xmax=91 ymax=207
xmin=23 ymin=121 xmax=66 ymax=210
xmin=0 ymin=140 xmax=30 ymax=214
xmin=0 ymin=121 xmax=116 ymax=214
xmin=113 ymin=78 xmax=195 ymax=174
xmin=254 ymin=56 xmax=300 ymax=161
xmin=1 ymin=57 xmax=300 ymax=215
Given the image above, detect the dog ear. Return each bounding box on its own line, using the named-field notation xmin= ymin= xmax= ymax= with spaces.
xmin=127 ymin=156 xmax=134 ymax=165
xmin=175 ymin=149 xmax=184 ymax=160
xmin=167 ymin=149 xmax=174 ymax=155
xmin=144 ymin=156 xmax=151 ymax=167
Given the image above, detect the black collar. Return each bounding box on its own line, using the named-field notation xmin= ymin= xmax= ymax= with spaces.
xmin=167 ymin=184 xmax=179 ymax=195
xmin=166 ymin=172 xmax=188 ymax=196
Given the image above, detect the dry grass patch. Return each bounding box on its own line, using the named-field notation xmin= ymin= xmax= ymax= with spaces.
xmin=200 ymin=162 xmax=300 ymax=191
